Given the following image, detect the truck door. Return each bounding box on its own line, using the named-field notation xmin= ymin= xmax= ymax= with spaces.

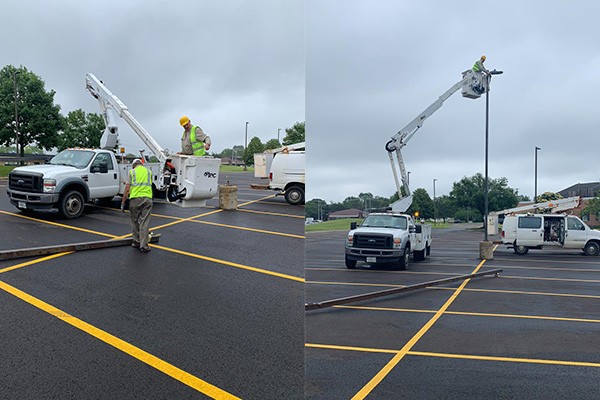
xmin=515 ymin=216 xmax=543 ymax=246
xmin=565 ymin=216 xmax=587 ymax=248
xmin=88 ymin=153 xmax=119 ymax=198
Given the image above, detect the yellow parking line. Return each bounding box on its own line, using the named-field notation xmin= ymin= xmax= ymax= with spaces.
xmin=237 ymin=209 xmax=304 ymax=218
xmin=502 ymin=275 xmax=600 ymax=284
xmin=189 ymin=220 xmax=304 ymax=239
xmin=334 ymin=305 xmax=600 ymax=324
xmin=0 ymin=252 xmax=74 ymax=275
xmin=307 ymin=281 xmax=405 ymax=289
xmin=0 ymin=280 xmax=240 ymax=399
xmin=0 ymin=210 xmax=115 ymax=238
xmin=352 ymin=259 xmax=487 ymax=400
xmin=150 ymin=244 xmax=304 ymax=283
xmin=434 ymin=286 xmax=600 ymax=300
xmin=305 ymin=342 xmax=600 ymax=368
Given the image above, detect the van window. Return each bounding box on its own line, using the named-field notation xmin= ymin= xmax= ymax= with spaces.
xmin=567 ymin=217 xmax=585 ymax=231
xmin=518 ymin=216 xmax=542 ymax=229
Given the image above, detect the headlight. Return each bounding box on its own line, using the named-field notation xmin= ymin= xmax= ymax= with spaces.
xmin=346 ymin=235 xmax=354 ymax=246
xmin=393 ymin=237 xmax=402 ymax=248
xmin=43 ymin=179 xmax=56 ymax=193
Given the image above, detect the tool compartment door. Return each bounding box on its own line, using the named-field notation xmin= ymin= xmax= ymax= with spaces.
xmin=515 ymin=216 xmax=543 ymax=246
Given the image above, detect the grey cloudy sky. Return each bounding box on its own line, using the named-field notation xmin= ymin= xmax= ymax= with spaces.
xmin=307 ymin=0 xmax=600 ymax=203
xmin=1 ymin=0 xmax=304 ymax=155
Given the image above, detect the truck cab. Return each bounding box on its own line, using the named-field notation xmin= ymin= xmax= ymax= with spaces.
xmin=344 ymin=212 xmax=432 ymax=270
xmin=501 ymin=213 xmax=600 ymax=256
xmin=7 ymin=149 xmax=160 ymax=219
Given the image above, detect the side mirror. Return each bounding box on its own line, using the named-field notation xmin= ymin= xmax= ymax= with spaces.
xmin=350 ymin=222 xmax=357 ymax=230
xmin=409 ymin=226 xmax=416 ymax=234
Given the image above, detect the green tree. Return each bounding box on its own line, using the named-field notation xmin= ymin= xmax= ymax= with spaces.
xmin=0 ymin=66 xmax=62 ymax=162
xmin=534 ymin=191 xmax=562 ymax=203
xmin=264 ymin=138 xmax=281 ymax=150
xmin=342 ymin=196 xmax=362 ymax=210
xmin=58 ymin=109 xmax=105 ymax=150
xmin=243 ymin=136 xmax=264 ymax=166
xmin=407 ymin=188 xmax=434 ymax=219
xmin=282 ymin=121 xmax=305 ymax=145
xmin=582 ymin=196 xmax=600 ymax=220
xmin=306 ymin=198 xmax=328 ymax=220
xmin=434 ymin=195 xmax=457 ymax=219
xmin=450 ymin=173 xmax=519 ymax=216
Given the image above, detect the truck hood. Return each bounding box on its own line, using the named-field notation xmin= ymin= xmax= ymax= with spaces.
xmin=351 ymin=227 xmax=406 ymax=235
xmin=12 ymin=164 xmax=79 ymax=178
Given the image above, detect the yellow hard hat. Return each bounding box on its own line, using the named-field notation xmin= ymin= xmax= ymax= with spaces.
xmin=179 ymin=116 xmax=190 ymax=126
xmin=481 ymin=55 xmax=486 ymax=61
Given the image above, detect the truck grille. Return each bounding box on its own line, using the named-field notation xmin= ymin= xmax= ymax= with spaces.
xmin=354 ymin=234 xmax=393 ymax=249
xmin=9 ymin=172 xmax=43 ymax=193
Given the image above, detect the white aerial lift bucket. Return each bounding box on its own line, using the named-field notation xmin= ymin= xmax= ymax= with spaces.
xmin=167 ymin=155 xmax=220 ymax=207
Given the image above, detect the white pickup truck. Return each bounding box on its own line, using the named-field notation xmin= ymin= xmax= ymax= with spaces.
xmin=7 ymin=148 xmax=161 ymax=219
xmin=501 ymin=213 xmax=600 ymax=256
xmin=344 ymin=212 xmax=432 ymax=269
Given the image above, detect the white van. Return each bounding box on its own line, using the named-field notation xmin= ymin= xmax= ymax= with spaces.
xmin=253 ymin=143 xmax=305 ymax=205
xmin=501 ymin=214 xmax=600 ymax=256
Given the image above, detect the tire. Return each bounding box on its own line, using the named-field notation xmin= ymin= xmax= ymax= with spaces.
xmin=284 ymin=185 xmax=305 ymax=205
xmin=345 ymin=255 xmax=357 ymax=269
xmin=413 ymin=249 xmax=425 ymax=261
xmin=514 ymin=244 xmax=529 ymax=255
xmin=398 ymin=247 xmax=410 ymax=270
xmin=59 ymin=190 xmax=85 ymax=219
xmin=584 ymin=241 xmax=600 ymax=256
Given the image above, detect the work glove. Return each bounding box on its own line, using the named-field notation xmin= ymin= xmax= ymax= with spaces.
xmin=120 ymin=203 xmax=126 ymax=212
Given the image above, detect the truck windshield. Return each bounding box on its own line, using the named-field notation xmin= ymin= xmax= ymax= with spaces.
xmin=50 ymin=150 xmax=95 ymax=169
xmin=362 ymin=215 xmax=407 ymax=229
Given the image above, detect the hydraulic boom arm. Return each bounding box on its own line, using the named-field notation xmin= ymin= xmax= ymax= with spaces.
xmin=386 ymin=68 xmax=499 ymax=212
xmin=85 ymin=73 xmax=169 ymax=163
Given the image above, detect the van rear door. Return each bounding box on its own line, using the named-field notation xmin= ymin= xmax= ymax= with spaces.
xmin=516 ymin=215 xmax=543 ymax=246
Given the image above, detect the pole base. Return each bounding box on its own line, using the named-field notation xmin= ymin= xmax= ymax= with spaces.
xmin=479 ymin=241 xmax=494 ymax=260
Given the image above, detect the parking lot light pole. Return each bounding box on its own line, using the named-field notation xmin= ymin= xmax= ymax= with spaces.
xmin=243 ymin=121 xmax=249 ymax=171
xmin=433 ymin=178 xmax=437 ymax=226
xmin=13 ymin=69 xmax=20 ymax=164
xmin=534 ymin=146 xmax=541 ymax=202
xmin=278 ymin=128 xmax=281 ymax=143
xmin=481 ymin=69 xmax=503 ymax=258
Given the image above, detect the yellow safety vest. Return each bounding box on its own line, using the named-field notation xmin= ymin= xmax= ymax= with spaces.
xmin=129 ymin=166 xmax=152 ymax=199
xmin=183 ymin=126 xmax=206 ymax=156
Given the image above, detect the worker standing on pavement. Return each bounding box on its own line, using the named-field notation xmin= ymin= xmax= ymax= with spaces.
xmin=179 ymin=116 xmax=211 ymax=156
xmin=121 ymin=159 xmax=153 ymax=253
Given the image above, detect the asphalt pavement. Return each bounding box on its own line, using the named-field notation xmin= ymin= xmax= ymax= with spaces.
xmin=305 ymin=224 xmax=600 ymax=399
xmin=0 ymin=172 xmax=305 ymax=400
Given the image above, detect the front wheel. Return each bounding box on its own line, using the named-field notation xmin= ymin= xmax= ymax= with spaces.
xmin=398 ymin=247 xmax=409 ymax=270
xmin=514 ymin=244 xmax=529 ymax=255
xmin=59 ymin=190 xmax=85 ymax=219
xmin=345 ymin=255 xmax=357 ymax=269
xmin=584 ymin=241 xmax=600 ymax=256
xmin=284 ymin=185 xmax=305 ymax=205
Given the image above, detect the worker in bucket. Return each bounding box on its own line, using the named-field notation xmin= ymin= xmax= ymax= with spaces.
xmin=473 ymin=55 xmax=489 ymax=74
xmin=121 ymin=158 xmax=153 ymax=253
xmin=472 ymin=55 xmax=489 ymax=94
xmin=179 ymin=116 xmax=211 ymax=156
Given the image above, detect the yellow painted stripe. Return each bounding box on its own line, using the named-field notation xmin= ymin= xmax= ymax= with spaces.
xmin=306 ymin=343 xmax=396 ymax=354
xmin=434 ymin=286 xmax=600 ymax=300
xmin=494 ymin=265 xmax=600 ymax=273
xmin=0 ymin=280 xmax=240 ymax=399
xmin=502 ymin=275 xmax=600 ymax=284
xmin=0 ymin=252 xmax=74 ymax=275
xmin=409 ymin=350 xmax=600 ymax=368
xmin=307 ymin=280 xmax=405 ymax=289
xmin=352 ymin=259 xmax=486 ymax=400
xmin=190 ymin=219 xmax=304 ymax=239
xmin=305 ymin=343 xmax=600 ymax=368
xmin=238 ymin=194 xmax=277 ymax=206
xmin=150 ymin=209 xmax=224 ymax=231
xmin=0 ymin=210 xmax=115 ymax=238
xmin=150 ymin=244 xmax=304 ymax=283
xmin=335 ymin=305 xmax=600 ymax=324
xmin=237 ymin=209 xmax=305 ymax=218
